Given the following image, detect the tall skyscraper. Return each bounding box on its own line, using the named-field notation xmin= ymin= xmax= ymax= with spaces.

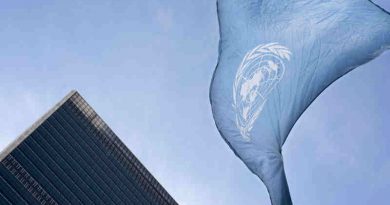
xmin=0 ymin=91 xmax=177 ymax=205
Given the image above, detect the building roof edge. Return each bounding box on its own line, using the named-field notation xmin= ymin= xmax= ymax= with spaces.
xmin=0 ymin=90 xmax=78 ymax=161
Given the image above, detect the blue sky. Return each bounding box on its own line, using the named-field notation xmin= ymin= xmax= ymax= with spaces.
xmin=0 ymin=1 xmax=389 ymax=204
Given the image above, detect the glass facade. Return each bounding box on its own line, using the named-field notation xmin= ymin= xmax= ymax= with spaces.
xmin=0 ymin=91 xmax=177 ymax=205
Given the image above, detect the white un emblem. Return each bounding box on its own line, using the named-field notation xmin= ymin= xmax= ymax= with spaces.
xmin=233 ymin=43 xmax=292 ymax=141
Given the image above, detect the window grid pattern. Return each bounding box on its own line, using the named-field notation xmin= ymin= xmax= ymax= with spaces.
xmin=0 ymin=91 xmax=177 ymax=205
xmin=2 ymin=155 xmax=57 ymax=205
xmin=68 ymin=93 xmax=177 ymax=205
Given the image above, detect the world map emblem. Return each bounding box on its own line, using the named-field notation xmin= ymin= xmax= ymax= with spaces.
xmin=233 ymin=43 xmax=292 ymax=141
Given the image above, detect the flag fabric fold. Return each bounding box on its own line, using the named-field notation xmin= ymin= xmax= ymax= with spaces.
xmin=210 ymin=0 xmax=390 ymax=204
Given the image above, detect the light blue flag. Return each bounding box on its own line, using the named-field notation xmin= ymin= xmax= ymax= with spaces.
xmin=209 ymin=0 xmax=390 ymax=204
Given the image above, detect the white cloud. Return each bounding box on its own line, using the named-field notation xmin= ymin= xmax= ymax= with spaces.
xmin=155 ymin=7 xmax=174 ymax=32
